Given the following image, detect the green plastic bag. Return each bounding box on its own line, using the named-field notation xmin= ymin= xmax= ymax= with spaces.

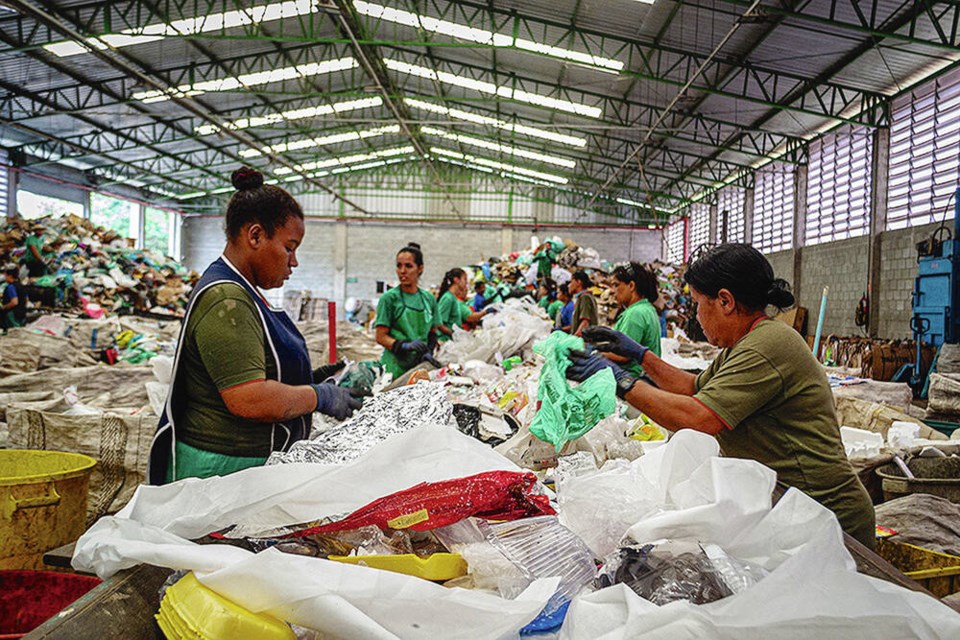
xmin=529 ymin=332 xmax=617 ymax=450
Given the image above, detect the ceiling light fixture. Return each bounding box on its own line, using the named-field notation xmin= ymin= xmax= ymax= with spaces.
xmin=386 ymin=59 xmax=602 ymax=118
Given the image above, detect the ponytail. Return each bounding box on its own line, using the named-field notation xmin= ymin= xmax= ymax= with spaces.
xmin=438 ymin=267 xmax=465 ymax=300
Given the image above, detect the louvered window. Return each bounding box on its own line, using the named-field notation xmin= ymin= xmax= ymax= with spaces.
xmin=688 ymin=202 xmax=711 ymax=255
xmin=753 ymin=163 xmax=795 ymax=252
xmin=806 ymin=126 xmax=872 ymax=244
xmin=716 ymin=186 xmax=746 ymax=242
xmin=666 ymin=218 xmax=687 ymax=263
xmin=0 ymin=150 xmax=7 ymax=218
xmin=887 ymin=66 xmax=960 ymax=230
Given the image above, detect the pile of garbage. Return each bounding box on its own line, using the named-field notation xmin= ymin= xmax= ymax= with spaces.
xmin=1 ymin=214 xmax=197 ymax=318
xmin=71 ymin=424 xmax=960 ymax=638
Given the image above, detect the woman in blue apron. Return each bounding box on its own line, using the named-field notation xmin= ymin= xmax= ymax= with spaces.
xmin=148 ymin=167 xmax=361 ymax=484
xmin=375 ymin=244 xmax=441 ymax=378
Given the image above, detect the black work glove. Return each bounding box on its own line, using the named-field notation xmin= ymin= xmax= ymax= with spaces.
xmin=392 ymin=340 xmax=429 ymax=360
xmin=312 ymin=361 xmax=346 ymax=384
xmin=312 ymin=383 xmax=364 ymax=420
xmin=566 ymin=349 xmax=638 ymax=398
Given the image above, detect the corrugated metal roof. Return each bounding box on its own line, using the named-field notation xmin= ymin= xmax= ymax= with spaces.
xmin=1 ymin=0 xmax=958 ymax=217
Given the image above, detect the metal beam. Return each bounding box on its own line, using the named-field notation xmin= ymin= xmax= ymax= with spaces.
xmin=327 ymin=0 xmax=468 ymax=218
xmin=716 ymin=0 xmax=960 ymax=52
xmin=4 ymin=0 xmax=371 ymax=211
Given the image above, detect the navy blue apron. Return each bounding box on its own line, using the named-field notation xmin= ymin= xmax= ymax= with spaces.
xmin=147 ymin=256 xmax=312 ymax=484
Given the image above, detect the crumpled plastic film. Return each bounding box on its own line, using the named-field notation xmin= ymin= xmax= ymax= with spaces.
xmin=436 ymin=298 xmax=552 ymax=365
xmin=267 ymin=382 xmax=453 ymax=465
xmin=595 ymin=540 xmax=732 ymax=606
xmin=529 ymin=332 xmax=617 ymax=450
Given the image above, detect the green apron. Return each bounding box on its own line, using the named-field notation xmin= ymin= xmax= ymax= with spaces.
xmin=165 ymin=440 xmax=267 ymax=482
xmin=381 ymin=288 xmax=435 ymax=378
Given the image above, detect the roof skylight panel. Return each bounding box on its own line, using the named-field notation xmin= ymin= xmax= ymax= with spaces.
xmin=429 ymin=147 xmax=568 ymax=184
xmin=44 ymin=0 xmax=316 ymax=57
xmin=404 ymin=98 xmax=587 ymax=148
xmin=385 ymin=59 xmax=601 ymax=118
xmin=133 ymin=57 xmax=358 ymax=104
xmin=240 ymin=125 xmax=401 ymax=158
xmin=419 ymin=126 xmax=576 ymax=168
xmin=353 ymin=1 xmax=622 ymax=74
xmin=195 ymin=97 xmax=383 ymax=136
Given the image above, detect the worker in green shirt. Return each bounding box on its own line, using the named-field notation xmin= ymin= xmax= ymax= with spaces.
xmin=436 ymin=267 xmax=494 ymax=342
xmin=569 ymin=244 xmax=875 ymax=549
xmin=537 ymin=278 xmax=562 ymax=323
xmin=375 ymin=244 xmax=442 ymax=377
xmin=148 ymin=167 xmax=362 ymax=484
xmin=602 ymin=261 xmax=661 ymax=378
xmin=22 ymin=225 xmax=47 ymax=277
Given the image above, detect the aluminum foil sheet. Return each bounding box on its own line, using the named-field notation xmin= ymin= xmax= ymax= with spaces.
xmin=267 ymin=381 xmax=454 ymax=465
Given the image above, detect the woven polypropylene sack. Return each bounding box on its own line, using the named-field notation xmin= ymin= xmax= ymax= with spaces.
xmin=7 ymin=401 xmax=157 ymax=524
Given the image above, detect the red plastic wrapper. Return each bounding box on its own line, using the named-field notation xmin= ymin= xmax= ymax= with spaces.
xmin=284 ymin=470 xmax=555 ymax=537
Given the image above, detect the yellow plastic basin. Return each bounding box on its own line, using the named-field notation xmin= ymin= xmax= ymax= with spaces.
xmin=0 ymin=450 xmax=96 ymax=570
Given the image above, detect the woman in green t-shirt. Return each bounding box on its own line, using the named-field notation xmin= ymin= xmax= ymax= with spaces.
xmin=436 ymin=268 xmax=494 ymax=342
xmin=566 ymin=244 xmax=875 ymax=548
xmin=603 ymin=261 xmax=661 ymax=378
xmin=375 ymin=244 xmax=442 ymax=377
xmin=537 ymin=278 xmax=563 ymax=323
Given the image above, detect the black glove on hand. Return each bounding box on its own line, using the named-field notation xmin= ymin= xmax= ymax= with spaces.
xmin=582 ymin=326 xmax=650 ymax=363
xmin=312 ymin=383 xmax=364 ymax=421
xmin=391 ymin=340 xmax=429 ymax=360
xmin=311 ymin=361 xmax=347 ymax=384
xmin=566 ymin=349 xmax=638 ymax=398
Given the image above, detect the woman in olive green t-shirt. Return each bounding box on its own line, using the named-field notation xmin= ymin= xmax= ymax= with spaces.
xmin=568 ymin=244 xmax=876 ymax=549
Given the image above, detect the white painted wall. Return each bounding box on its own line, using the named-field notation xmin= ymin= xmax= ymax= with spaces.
xmin=180 ymin=215 xmax=662 ymax=316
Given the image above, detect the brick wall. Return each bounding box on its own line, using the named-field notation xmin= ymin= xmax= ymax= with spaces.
xmin=878 ymin=222 xmax=938 ymax=339
xmin=799 ymin=237 xmax=870 ymax=336
xmin=764 ymin=249 xmax=795 ymax=285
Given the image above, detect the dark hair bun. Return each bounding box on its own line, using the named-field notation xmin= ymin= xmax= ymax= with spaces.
xmin=767 ymin=278 xmax=795 ymax=310
xmin=407 ymin=241 xmax=421 ymax=250
xmin=231 ymin=166 xmax=264 ymax=191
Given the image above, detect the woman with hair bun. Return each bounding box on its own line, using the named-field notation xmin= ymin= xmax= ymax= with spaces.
xmin=148 ymin=167 xmax=362 ymax=484
xmin=375 ymin=243 xmax=442 ymax=377
xmin=569 ymin=243 xmax=875 ymax=548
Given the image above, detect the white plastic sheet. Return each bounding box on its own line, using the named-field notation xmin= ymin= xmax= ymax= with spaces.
xmin=73 ymin=424 xmax=557 ymax=638
xmin=437 ymin=299 xmax=552 ymax=365
xmin=557 ymin=430 xmax=960 ymax=640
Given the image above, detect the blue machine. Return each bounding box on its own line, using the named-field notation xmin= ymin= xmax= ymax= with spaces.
xmin=897 ymin=187 xmax=960 ymax=387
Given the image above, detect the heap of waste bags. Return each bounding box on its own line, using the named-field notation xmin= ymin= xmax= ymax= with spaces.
xmin=72 ymin=423 xmax=960 ymax=638
xmin=0 ymin=214 xmax=197 ymax=318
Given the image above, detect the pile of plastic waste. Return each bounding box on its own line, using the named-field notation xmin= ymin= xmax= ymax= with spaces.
xmin=0 ymin=214 xmax=197 ymax=318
